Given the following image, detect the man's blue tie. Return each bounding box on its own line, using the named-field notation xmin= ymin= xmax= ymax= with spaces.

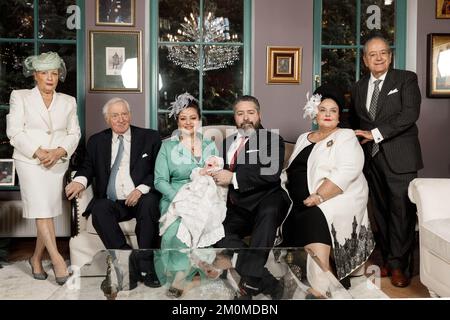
xmin=106 ymin=135 xmax=124 ymax=201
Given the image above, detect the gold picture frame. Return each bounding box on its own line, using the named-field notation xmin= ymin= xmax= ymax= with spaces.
xmin=266 ymin=46 xmax=302 ymax=84
xmin=89 ymin=30 xmax=142 ymax=92
xmin=436 ymin=0 xmax=450 ymax=19
xmin=427 ymin=33 xmax=450 ymax=98
xmin=96 ymin=0 xmax=135 ymax=26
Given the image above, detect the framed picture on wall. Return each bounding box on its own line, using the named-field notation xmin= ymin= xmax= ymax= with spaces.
xmin=0 ymin=159 xmax=15 ymax=186
xmin=96 ymin=0 xmax=135 ymax=26
xmin=266 ymin=47 xmax=302 ymax=84
xmin=436 ymin=0 xmax=450 ymax=19
xmin=427 ymin=33 xmax=450 ymax=98
xmin=89 ymin=30 xmax=142 ymax=92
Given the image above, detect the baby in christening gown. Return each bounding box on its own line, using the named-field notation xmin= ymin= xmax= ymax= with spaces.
xmin=159 ymin=155 xmax=228 ymax=249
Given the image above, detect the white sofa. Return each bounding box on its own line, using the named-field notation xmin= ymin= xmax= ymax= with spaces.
xmin=408 ymin=178 xmax=450 ymax=297
xmin=69 ymin=125 xmax=295 ymax=275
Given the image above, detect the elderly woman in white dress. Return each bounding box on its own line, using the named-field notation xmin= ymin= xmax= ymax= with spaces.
xmin=280 ymin=84 xmax=375 ymax=293
xmin=6 ymin=52 xmax=81 ymax=285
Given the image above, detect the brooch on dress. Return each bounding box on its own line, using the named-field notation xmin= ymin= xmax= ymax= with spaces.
xmin=327 ymin=140 xmax=334 ymax=147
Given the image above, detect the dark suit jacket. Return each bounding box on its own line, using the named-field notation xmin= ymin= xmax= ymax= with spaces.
xmin=75 ymin=125 xmax=161 ymax=215
xmin=351 ymin=69 xmax=423 ymax=174
xmin=221 ymin=128 xmax=289 ymax=212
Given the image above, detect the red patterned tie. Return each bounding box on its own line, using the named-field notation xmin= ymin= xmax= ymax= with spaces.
xmin=229 ymin=136 xmax=246 ymax=172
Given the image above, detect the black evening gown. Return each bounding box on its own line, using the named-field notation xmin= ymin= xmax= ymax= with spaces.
xmin=283 ymin=143 xmax=332 ymax=247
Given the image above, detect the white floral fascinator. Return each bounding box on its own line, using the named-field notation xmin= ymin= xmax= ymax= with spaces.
xmin=168 ymin=92 xmax=199 ymax=119
xmin=303 ymin=92 xmax=322 ymax=120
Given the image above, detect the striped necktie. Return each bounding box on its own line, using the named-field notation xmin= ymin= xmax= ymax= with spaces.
xmin=369 ymin=79 xmax=382 ymax=157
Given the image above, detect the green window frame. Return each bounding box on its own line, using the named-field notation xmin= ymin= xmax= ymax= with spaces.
xmin=149 ymin=0 xmax=252 ymax=132
xmin=0 ymin=0 xmax=85 ymax=190
xmin=313 ymin=0 xmax=407 ymax=92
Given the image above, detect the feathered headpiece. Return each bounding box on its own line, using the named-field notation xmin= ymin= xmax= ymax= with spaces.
xmin=23 ymin=52 xmax=67 ymax=82
xmin=168 ymin=92 xmax=198 ymax=119
xmin=303 ymin=92 xmax=322 ymax=120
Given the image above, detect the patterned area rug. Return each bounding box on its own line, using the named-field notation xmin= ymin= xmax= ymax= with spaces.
xmin=0 ymin=260 xmax=388 ymax=300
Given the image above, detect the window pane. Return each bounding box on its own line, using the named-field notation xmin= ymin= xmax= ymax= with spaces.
xmin=321 ymin=48 xmax=356 ymax=94
xmin=0 ymin=1 xmax=34 ymax=39
xmin=0 ymin=108 xmax=14 ymax=158
xmin=0 ymin=43 xmax=34 ymax=104
xmin=203 ymin=113 xmax=234 ymax=128
xmin=203 ymin=0 xmax=243 ymax=43
xmin=360 ymin=0 xmax=395 ymax=45
xmin=159 ymin=0 xmax=200 ymax=42
xmin=158 ymin=113 xmax=178 ymax=138
xmin=39 ymin=0 xmax=76 ymax=40
xmin=159 ymin=45 xmax=200 ymax=110
xmin=203 ymin=46 xmax=242 ymax=111
xmin=322 ymin=0 xmax=356 ymax=45
xmin=39 ymin=43 xmax=77 ymax=98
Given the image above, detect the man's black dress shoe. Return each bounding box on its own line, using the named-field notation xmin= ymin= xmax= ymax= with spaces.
xmin=142 ymin=272 xmax=161 ymax=288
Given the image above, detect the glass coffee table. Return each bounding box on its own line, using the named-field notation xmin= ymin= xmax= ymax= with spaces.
xmin=49 ymin=247 xmax=353 ymax=300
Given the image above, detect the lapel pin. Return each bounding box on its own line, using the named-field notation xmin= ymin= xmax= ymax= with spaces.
xmin=327 ymin=140 xmax=334 ymax=147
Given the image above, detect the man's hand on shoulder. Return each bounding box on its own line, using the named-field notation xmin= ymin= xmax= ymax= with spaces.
xmin=354 ymin=130 xmax=374 ymax=144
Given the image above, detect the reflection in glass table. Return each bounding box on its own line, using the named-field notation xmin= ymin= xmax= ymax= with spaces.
xmin=56 ymin=247 xmax=353 ymax=300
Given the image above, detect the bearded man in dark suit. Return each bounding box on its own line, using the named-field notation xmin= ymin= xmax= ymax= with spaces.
xmin=212 ymin=95 xmax=290 ymax=299
xmin=351 ymin=35 xmax=423 ymax=288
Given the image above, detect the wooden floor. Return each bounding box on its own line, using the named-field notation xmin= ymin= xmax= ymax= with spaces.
xmin=1 ymin=238 xmax=430 ymax=299
xmin=6 ymin=238 xmax=70 ymax=262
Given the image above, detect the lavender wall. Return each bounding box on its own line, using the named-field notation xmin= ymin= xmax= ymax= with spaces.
xmin=416 ymin=2 xmax=450 ymax=178
xmin=84 ymin=0 xmax=147 ymax=139
xmin=253 ymin=0 xmax=314 ymax=142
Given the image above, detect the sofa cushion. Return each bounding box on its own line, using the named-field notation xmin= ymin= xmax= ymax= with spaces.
xmin=421 ymin=218 xmax=450 ymax=263
xmin=86 ymin=215 xmax=136 ymax=236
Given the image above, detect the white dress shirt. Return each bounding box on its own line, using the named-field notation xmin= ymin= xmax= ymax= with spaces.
xmin=74 ymin=128 xmax=150 ymax=199
xmin=227 ymin=133 xmax=249 ymax=189
xmin=365 ymin=72 xmax=387 ymax=144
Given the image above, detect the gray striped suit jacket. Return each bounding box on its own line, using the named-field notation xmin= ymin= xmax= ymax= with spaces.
xmin=351 ymin=69 xmax=423 ymax=174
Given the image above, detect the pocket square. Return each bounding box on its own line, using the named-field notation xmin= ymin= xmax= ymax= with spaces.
xmin=142 ymin=153 xmax=148 ymax=158
xmin=388 ymin=88 xmax=398 ymax=95
xmin=246 ymin=149 xmax=259 ymax=153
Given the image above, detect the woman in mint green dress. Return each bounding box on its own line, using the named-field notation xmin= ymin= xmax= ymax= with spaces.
xmin=154 ymin=93 xmax=219 ymax=297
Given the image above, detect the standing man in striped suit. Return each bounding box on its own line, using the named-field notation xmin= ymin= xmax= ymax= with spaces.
xmin=351 ymin=35 xmax=423 ymax=288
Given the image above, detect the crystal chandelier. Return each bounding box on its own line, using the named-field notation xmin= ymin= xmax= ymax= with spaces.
xmin=166 ymin=12 xmax=240 ymax=72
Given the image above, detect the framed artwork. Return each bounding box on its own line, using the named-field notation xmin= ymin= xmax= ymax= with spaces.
xmin=266 ymin=46 xmax=302 ymax=84
xmin=89 ymin=30 xmax=142 ymax=92
xmin=436 ymin=0 xmax=450 ymax=19
xmin=427 ymin=33 xmax=450 ymax=98
xmin=0 ymin=159 xmax=15 ymax=186
xmin=96 ymin=0 xmax=135 ymax=26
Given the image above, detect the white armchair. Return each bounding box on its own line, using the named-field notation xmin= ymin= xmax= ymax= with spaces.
xmin=408 ymin=178 xmax=450 ymax=297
